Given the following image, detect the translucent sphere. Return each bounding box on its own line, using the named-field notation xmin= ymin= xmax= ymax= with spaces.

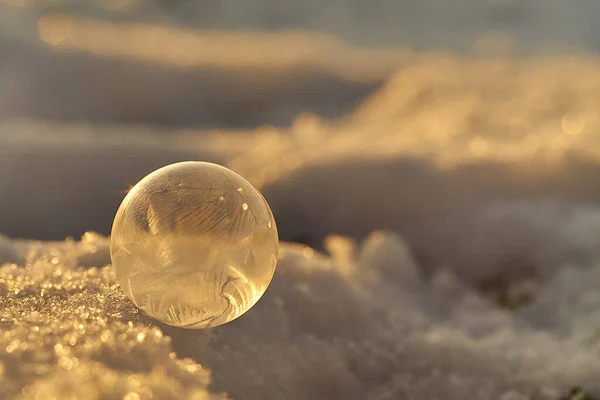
xmin=110 ymin=161 xmax=279 ymax=328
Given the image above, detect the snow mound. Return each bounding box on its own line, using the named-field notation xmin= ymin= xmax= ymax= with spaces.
xmin=2 ymin=232 xmax=600 ymax=399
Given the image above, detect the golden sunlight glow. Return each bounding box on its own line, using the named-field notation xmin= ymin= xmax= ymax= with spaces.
xmin=38 ymin=15 xmax=74 ymax=47
xmin=469 ymin=137 xmax=489 ymax=157
xmin=561 ymin=114 xmax=585 ymax=136
xmin=36 ymin=13 xmax=408 ymax=80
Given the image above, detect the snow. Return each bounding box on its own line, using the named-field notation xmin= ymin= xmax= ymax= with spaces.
xmin=2 ymin=3 xmax=600 ymax=400
xmin=2 ymin=231 xmax=600 ymax=399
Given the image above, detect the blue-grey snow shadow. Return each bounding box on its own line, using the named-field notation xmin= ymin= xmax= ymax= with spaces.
xmin=0 ymin=35 xmax=379 ymax=129
xmin=262 ymin=153 xmax=600 ymax=283
xmin=0 ymin=141 xmax=215 ymax=240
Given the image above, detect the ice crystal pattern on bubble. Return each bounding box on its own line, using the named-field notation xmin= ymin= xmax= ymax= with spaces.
xmin=110 ymin=162 xmax=279 ymax=328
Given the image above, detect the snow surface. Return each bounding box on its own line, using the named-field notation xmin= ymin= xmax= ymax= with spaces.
xmin=2 ymin=231 xmax=600 ymax=399
xmin=2 ymin=4 xmax=600 ymax=399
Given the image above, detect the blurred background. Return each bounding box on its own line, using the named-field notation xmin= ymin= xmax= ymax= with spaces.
xmin=1 ymin=0 xmax=600 ymax=251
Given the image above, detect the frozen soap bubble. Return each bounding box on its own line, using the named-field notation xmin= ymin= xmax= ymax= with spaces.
xmin=110 ymin=161 xmax=279 ymax=328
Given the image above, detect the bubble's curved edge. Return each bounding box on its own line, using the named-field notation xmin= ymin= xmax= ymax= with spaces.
xmin=108 ymin=160 xmax=280 ymax=329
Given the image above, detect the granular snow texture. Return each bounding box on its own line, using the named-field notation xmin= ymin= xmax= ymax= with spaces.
xmin=2 ymin=230 xmax=600 ymax=400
